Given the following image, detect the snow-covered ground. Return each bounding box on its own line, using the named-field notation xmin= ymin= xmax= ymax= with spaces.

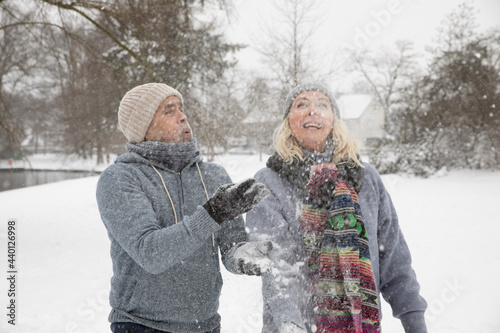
xmin=0 ymin=153 xmax=499 ymax=333
xmin=0 ymin=153 xmax=114 ymax=173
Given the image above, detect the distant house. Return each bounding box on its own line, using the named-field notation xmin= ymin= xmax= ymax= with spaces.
xmin=336 ymin=94 xmax=385 ymax=154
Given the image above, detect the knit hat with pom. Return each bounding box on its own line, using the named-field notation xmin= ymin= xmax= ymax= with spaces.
xmin=118 ymin=83 xmax=183 ymax=143
xmin=282 ymin=82 xmax=341 ymax=120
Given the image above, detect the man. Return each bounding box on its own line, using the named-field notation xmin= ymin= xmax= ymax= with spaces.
xmin=96 ymin=83 xmax=272 ymax=333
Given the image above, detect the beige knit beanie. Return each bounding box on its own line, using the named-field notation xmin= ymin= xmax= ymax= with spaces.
xmin=118 ymin=83 xmax=183 ymax=143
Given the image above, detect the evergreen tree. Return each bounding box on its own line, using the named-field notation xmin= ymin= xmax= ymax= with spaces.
xmin=1 ymin=0 xmax=243 ymax=162
xmin=372 ymin=3 xmax=500 ymax=174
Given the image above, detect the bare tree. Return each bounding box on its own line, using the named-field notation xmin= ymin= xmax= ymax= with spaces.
xmin=243 ymin=76 xmax=281 ymax=160
xmin=349 ymin=40 xmax=420 ymax=128
xmin=190 ymin=68 xmax=247 ymax=161
xmin=254 ymin=0 xmax=338 ymax=104
xmin=0 ymin=2 xmax=50 ymax=159
xmin=434 ymin=1 xmax=479 ymax=53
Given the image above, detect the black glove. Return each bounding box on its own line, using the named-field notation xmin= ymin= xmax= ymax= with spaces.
xmin=233 ymin=241 xmax=273 ymax=276
xmin=203 ymin=178 xmax=269 ymax=224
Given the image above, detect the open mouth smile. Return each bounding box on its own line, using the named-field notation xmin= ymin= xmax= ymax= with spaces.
xmin=303 ymin=123 xmax=322 ymax=129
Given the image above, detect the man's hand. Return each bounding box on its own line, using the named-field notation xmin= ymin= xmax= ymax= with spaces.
xmin=233 ymin=241 xmax=273 ymax=276
xmin=280 ymin=322 xmax=306 ymax=333
xmin=203 ymin=178 xmax=269 ymax=224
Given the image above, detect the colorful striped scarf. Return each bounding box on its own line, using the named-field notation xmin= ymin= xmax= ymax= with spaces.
xmin=301 ymin=163 xmax=380 ymax=333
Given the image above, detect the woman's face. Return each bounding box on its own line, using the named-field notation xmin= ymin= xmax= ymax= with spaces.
xmin=288 ymin=91 xmax=334 ymax=153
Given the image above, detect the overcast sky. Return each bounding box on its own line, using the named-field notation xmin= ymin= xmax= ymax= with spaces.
xmin=224 ymin=0 xmax=500 ymax=91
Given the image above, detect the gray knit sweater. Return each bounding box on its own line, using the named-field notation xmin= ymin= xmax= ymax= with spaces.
xmin=246 ymin=159 xmax=428 ymax=333
xmin=96 ymin=151 xmax=246 ymax=333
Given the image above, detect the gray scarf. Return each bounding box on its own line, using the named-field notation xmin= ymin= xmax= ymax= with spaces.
xmin=301 ymin=140 xmax=335 ymax=164
xmin=127 ymin=139 xmax=200 ymax=172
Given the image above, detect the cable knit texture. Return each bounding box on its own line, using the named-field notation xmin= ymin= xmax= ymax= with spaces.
xmin=127 ymin=139 xmax=199 ymax=172
xmin=118 ymin=83 xmax=183 ymax=143
xmin=96 ymin=148 xmax=247 ymax=333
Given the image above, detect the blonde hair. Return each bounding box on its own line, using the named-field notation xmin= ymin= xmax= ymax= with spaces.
xmin=273 ymin=116 xmax=363 ymax=166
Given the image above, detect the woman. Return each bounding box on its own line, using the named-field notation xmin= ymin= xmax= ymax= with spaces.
xmin=246 ymin=82 xmax=428 ymax=333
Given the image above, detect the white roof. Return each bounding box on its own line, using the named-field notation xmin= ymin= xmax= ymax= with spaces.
xmin=336 ymin=94 xmax=373 ymax=119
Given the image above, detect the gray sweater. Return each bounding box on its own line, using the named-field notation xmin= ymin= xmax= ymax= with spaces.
xmin=96 ymin=152 xmax=246 ymax=333
xmin=246 ymin=161 xmax=428 ymax=333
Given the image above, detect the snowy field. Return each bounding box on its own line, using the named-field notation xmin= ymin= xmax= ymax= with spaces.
xmin=0 ymin=153 xmax=499 ymax=333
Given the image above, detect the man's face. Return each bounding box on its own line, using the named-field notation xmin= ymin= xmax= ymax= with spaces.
xmin=145 ymin=96 xmax=193 ymax=143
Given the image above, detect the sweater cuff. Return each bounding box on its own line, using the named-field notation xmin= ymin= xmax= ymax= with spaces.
xmin=186 ymin=206 xmax=221 ymax=241
xmin=400 ymin=311 xmax=427 ymax=333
